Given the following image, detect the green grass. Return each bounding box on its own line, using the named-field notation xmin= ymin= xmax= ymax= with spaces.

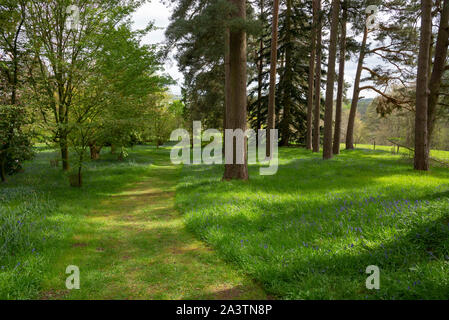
xmin=176 ymin=146 xmax=449 ymax=299
xmin=2 ymin=144 xmax=449 ymax=300
xmin=0 ymin=146 xmax=266 ymax=300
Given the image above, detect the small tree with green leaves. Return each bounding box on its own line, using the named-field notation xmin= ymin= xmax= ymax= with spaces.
xmin=0 ymin=105 xmax=34 ymax=182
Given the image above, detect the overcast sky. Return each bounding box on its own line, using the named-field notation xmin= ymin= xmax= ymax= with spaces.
xmin=132 ymin=0 xmax=379 ymax=99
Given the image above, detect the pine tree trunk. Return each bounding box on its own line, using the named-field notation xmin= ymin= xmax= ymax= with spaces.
xmin=333 ymin=2 xmax=347 ymax=155
xmin=266 ymin=0 xmax=280 ymax=157
xmin=223 ymin=0 xmax=248 ymax=180
xmin=224 ymin=27 xmax=230 ymax=154
xmin=256 ymin=0 xmax=264 ymax=147
xmin=312 ymin=0 xmax=322 ymax=153
xmin=280 ymin=0 xmax=292 ymax=147
xmin=427 ymin=0 xmax=449 ymax=149
xmin=414 ymin=0 xmax=432 ymax=171
xmin=346 ymin=26 xmax=368 ymax=150
xmin=323 ymin=0 xmax=340 ymax=160
xmin=306 ymin=0 xmax=317 ymax=150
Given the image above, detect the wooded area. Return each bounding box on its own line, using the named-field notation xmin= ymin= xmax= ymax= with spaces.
xmin=1 ymin=0 xmax=449 ymax=301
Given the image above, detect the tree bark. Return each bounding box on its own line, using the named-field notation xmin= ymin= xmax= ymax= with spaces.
xmin=414 ymin=0 xmax=432 ymax=171
xmin=60 ymin=137 xmax=70 ymax=171
xmin=266 ymin=0 xmax=280 ymax=157
xmin=224 ymin=26 xmax=230 ymax=154
xmin=0 ymin=156 xmax=6 ymax=182
xmin=427 ymin=0 xmax=449 ymax=149
xmin=306 ymin=0 xmax=317 ymax=150
xmin=346 ymin=25 xmax=368 ymax=150
xmin=280 ymin=0 xmax=293 ymax=147
xmin=323 ymin=0 xmax=340 ymax=160
xmin=223 ymin=0 xmax=248 ymax=180
xmin=333 ymin=1 xmax=347 ymax=155
xmin=89 ymin=144 xmax=102 ymax=160
xmin=256 ymin=0 xmax=264 ymax=147
xmin=312 ymin=0 xmax=322 ymax=153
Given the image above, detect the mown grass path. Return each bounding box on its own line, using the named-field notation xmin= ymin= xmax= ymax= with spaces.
xmin=40 ymin=152 xmax=267 ymax=300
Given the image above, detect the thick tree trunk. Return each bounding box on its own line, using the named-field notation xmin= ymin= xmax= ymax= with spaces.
xmin=111 ymin=144 xmax=117 ymax=154
xmin=333 ymin=2 xmax=347 ymax=155
xmin=414 ymin=0 xmax=432 ymax=171
xmin=280 ymin=0 xmax=292 ymax=147
xmin=346 ymin=26 xmax=368 ymax=150
xmin=223 ymin=0 xmax=248 ymax=180
xmin=266 ymin=0 xmax=280 ymax=157
xmin=427 ymin=0 xmax=449 ymax=149
xmin=322 ymin=0 xmax=340 ymax=160
xmin=306 ymin=0 xmax=317 ymax=150
xmin=312 ymin=0 xmax=322 ymax=153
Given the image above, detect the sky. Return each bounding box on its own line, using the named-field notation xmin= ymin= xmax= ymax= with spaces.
xmin=132 ymin=0 xmax=379 ymax=99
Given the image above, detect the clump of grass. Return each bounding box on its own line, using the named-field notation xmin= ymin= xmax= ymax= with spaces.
xmin=0 ymin=186 xmax=61 ymax=299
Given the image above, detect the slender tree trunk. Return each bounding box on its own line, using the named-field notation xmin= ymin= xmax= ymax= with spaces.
xmin=333 ymin=2 xmax=347 ymax=155
xmin=60 ymin=136 xmax=70 ymax=171
xmin=323 ymin=0 xmax=340 ymax=160
xmin=256 ymin=0 xmax=264 ymax=146
xmin=306 ymin=0 xmax=317 ymax=150
xmin=280 ymin=0 xmax=293 ymax=147
xmin=224 ymin=27 xmax=230 ymax=153
xmin=312 ymin=0 xmax=322 ymax=153
xmin=223 ymin=0 xmax=248 ymax=180
xmin=427 ymin=0 xmax=449 ymax=149
xmin=414 ymin=0 xmax=432 ymax=171
xmin=266 ymin=0 xmax=280 ymax=157
xmin=346 ymin=25 xmax=368 ymax=150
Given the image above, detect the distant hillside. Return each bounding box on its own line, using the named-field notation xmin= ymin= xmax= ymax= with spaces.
xmin=344 ymin=98 xmax=374 ymax=116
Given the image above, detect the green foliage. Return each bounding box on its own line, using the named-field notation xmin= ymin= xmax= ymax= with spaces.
xmin=0 ymin=105 xmax=34 ymax=179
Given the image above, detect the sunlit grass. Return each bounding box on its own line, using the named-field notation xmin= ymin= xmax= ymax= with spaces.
xmin=177 ymin=147 xmax=449 ymax=299
xmin=0 ymin=146 xmax=267 ymax=300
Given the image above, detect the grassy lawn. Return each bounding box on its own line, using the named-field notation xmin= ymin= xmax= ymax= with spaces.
xmin=0 ymin=146 xmax=266 ymax=300
xmin=176 ymin=147 xmax=449 ymax=299
xmin=2 ymin=144 xmax=449 ymax=300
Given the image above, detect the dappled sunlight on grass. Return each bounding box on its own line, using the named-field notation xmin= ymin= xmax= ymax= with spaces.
xmin=177 ymin=147 xmax=449 ymax=299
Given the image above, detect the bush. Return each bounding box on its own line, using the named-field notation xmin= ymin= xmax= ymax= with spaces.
xmin=0 ymin=105 xmax=34 ymax=181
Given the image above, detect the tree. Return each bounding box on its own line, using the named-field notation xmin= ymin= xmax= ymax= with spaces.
xmin=0 ymin=105 xmax=34 ymax=182
xmin=427 ymin=0 xmax=449 ymax=151
xmin=306 ymin=0 xmax=317 ymax=150
xmin=83 ymin=22 xmax=171 ymax=160
xmin=414 ymin=0 xmax=432 ymax=170
xmin=346 ymin=17 xmax=368 ymax=150
xmin=24 ymin=0 xmax=141 ymax=171
xmin=312 ymin=0 xmax=322 ymax=153
xmin=333 ymin=0 xmax=348 ymax=155
xmin=323 ymin=0 xmax=340 ymax=160
xmin=266 ymin=0 xmax=280 ymax=155
xmin=223 ymin=0 xmax=249 ymax=180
